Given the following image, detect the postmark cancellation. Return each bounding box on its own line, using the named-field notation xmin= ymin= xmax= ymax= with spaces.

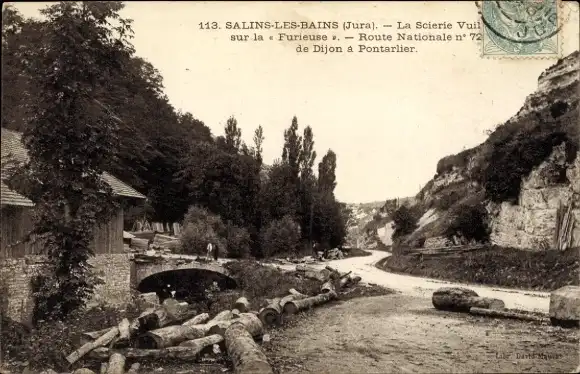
xmin=480 ymin=0 xmax=563 ymax=59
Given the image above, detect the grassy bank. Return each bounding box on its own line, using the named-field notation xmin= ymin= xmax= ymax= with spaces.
xmin=377 ymin=246 xmax=579 ymax=291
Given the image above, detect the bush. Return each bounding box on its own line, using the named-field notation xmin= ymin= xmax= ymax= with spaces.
xmin=391 ymin=205 xmax=419 ymax=240
xmin=260 ymin=215 xmax=301 ymax=257
xmin=225 ymin=224 xmax=251 ymax=259
xmin=444 ymin=203 xmax=490 ymax=243
xmin=179 ymin=205 xmax=227 ymax=255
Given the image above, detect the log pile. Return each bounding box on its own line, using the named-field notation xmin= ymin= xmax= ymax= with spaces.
xmin=55 ymin=265 xmax=367 ymax=373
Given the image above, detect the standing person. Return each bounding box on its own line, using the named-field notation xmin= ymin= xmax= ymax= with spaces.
xmin=206 ymin=241 xmax=213 ymax=261
xmin=213 ymin=242 xmax=219 ymax=261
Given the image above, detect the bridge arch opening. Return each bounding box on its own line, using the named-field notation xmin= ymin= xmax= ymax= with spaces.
xmin=137 ymin=268 xmax=237 ymax=304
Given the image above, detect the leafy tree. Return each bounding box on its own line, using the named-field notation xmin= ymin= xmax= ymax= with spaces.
xmin=224 ymin=116 xmax=242 ymax=154
xmin=391 ymin=205 xmax=418 ymax=240
xmin=16 ymin=1 xmax=134 ymax=320
xmin=282 ymin=116 xmax=302 ymax=186
xmin=318 ymin=150 xmax=337 ymax=195
xmin=260 ymin=215 xmax=301 ymax=257
xmin=253 ymin=125 xmax=265 ymax=165
xmin=180 ymin=206 xmax=226 ymax=255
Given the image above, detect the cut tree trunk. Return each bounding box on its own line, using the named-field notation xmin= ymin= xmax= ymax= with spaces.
xmin=179 ymin=334 xmax=224 ymax=350
xmin=225 ymin=323 xmax=273 ymax=374
xmin=138 ymin=306 xmax=199 ymax=331
xmin=296 ymin=264 xmax=319 ymax=272
xmin=126 ymin=363 xmax=140 ymax=374
xmin=183 ymin=312 xmax=210 ymax=326
xmin=234 ymin=297 xmax=250 ymax=313
xmin=137 ymin=308 xmax=170 ymax=331
xmin=212 ymin=310 xmax=235 ymax=322
xmin=66 ymin=327 xmax=119 ymax=365
xmin=72 ymin=369 xmax=96 ymax=374
xmin=109 ymin=318 xmax=131 ymax=348
xmin=467 ymin=297 xmax=505 ymax=310
xmin=89 ymin=345 xmax=215 ymax=361
xmin=106 ymin=353 xmax=125 ymax=374
xmin=208 ymin=313 xmax=264 ymax=338
xmin=339 ymin=276 xmax=351 ymax=289
xmin=432 ymin=287 xmax=479 ymax=312
xmin=81 ymin=328 xmax=111 ymax=346
xmin=279 ymin=293 xmax=308 ymax=309
xmin=321 ymin=281 xmax=335 ymax=294
xmin=288 ymin=289 xmax=307 ymax=297
xmin=258 ymin=298 xmax=282 ymax=326
xmin=137 ymin=325 xmax=207 ymax=349
xmin=469 ymin=307 xmax=548 ymax=322
xmin=284 ymin=292 xmax=336 ymax=315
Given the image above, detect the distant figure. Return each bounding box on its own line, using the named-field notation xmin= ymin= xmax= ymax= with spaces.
xmin=206 ymin=242 xmax=214 ymax=261
xmin=213 ymin=243 xmax=219 ymax=261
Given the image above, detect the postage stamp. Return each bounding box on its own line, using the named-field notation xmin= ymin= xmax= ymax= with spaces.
xmin=480 ymin=0 xmax=563 ymax=58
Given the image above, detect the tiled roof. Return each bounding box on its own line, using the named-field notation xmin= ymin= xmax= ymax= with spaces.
xmin=1 ymin=128 xmax=146 ymax=202
xmin=1 ymin=180 xmax=34 ymax=207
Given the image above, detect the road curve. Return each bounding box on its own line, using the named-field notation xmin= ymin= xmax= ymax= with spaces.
xmin=283 ymin=250 xmax=551 ymax=314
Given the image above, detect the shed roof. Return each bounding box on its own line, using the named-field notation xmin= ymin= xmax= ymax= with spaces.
xmin=1 ymin=128 xmax=146 ymax=204
xmin=1 ymin=180 xmax=34 ymax=207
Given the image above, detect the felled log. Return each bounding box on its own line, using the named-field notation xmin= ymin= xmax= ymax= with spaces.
xmin=284 ymin=292 xmax=336 ymax=315
xmin=212 ymin=310 xmax=235 ymax=322
xmin=81 ymin=328 xmax=111 ymax=346
xmin=179 ymin=334 xmax=223 ymax=349
xmin=137 ymin=324 xmax=206 ymax=349
xmin=109 ymin=318 xmax=131 ymax=348
xmin=106 ymin=353 xmax=125 ymax=374
xmin=224 ymin=323 xmax=273 ymax=374
xmin=431 ymin=287 xmax=479 ymax=312
xmin=469 ymin=307 xmax=548 ymax=322
xmin=137 ymin=307 xmax=170 ymax=331
xmin=137 ymin=306 xmax=198 ymax=331
xmin=66 ymin=326 xmax=119 ymax=365
xmin=467 ymin=297 xmax=505 ymax=310
xmin=339 ymin=276 xmax=351 ymax=289
xmin=72 ymin=369 xmax=96 ymax=374
xmin=279 ymin=293 xmax=308 ymax=310
xmin=234 ymin=297 xmax=250 ymax=313
xmin=296 ymin=264 xmax=319 ymax=272
xmin=258 ymin=298 xmax=282 ymax=326
xmin=321 ymin=281 xmax=335 ymax=294
xmin=288 ymin=289 xmax=307 ymax=297
xmin=183 ymin=312 xmax=210 ymax=326
xmin=208 ymin=313 xmax=264 ymax=338
xmin=89 ymin=344 xmax=216 ymax=361
xmin=126 ymin=363 xmax=140 ymax=374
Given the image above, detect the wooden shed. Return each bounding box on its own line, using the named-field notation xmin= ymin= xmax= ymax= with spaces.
xmin=1 ymin=128 xmax=146 ymax=258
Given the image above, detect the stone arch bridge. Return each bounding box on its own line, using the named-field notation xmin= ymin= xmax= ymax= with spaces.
xmin=131 ymin=253 xmax=237 ymax=294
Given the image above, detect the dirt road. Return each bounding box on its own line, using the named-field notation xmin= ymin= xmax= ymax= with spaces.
xmin=276 ymin=250 xmax=551 ymax=313
xmin=264 ymin=295 xmax=579 ymax=374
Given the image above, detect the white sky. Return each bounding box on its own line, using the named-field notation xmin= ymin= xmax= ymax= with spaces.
xmin=6 ymin=1 xmax=580 ymax=204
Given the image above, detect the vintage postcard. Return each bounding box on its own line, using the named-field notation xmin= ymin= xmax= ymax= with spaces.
xmin=1 ymin=1 xmax=579 ymax=374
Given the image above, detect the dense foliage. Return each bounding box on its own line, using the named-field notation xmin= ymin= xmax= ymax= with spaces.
xmin=391 ymin=205 xmax=419 ymax=240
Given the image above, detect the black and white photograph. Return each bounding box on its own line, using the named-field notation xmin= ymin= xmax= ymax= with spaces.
xmin=0 ymin=1 xmax=579 ymax=373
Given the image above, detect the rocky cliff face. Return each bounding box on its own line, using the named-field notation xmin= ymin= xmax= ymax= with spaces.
xmin=489 ymin=144 xmax=580 ymax=250
xmin=398 ymin=50 xmax=580 ymax=251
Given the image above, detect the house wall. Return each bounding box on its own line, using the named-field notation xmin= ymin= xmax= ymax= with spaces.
xmin=0 ymin=206 xmax=132 ymax=325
